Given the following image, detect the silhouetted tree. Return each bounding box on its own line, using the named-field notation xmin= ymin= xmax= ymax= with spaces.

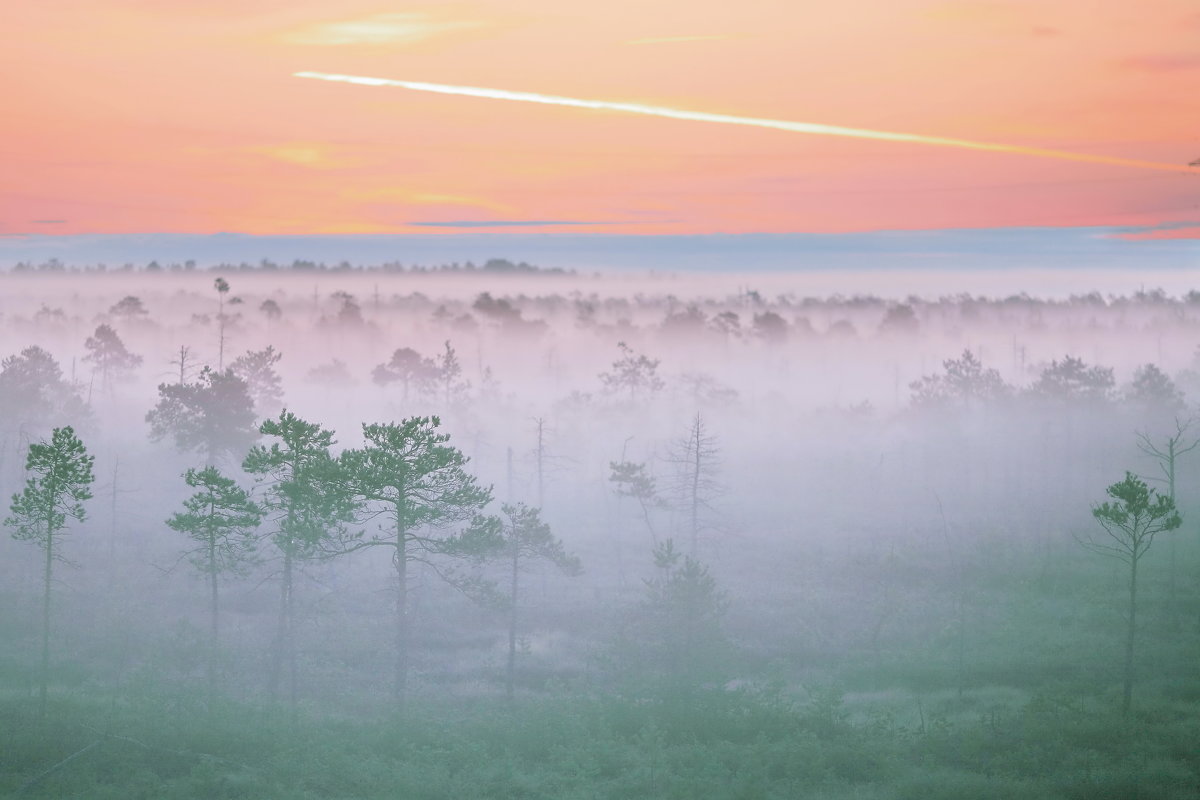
xmin=473 ymin=292 xmax=522 ymax=324
xmin=610 ymin=460 xmax=665 ymax=546
xmin=166 ymin=466 xmax=263 ymax=703
xmin=231 ymin=346 xmax=284 ymax=415
xmin=146 ymin=367 xmax=258 ymax=465
xmin=1137 ymin=419 xmax=1198 ymax=624
xmin=6 ymin=426 xmax=94 ymax=718
xmin=709 ymin=311 xmax=741 ymax=340
xmin=326 ymin=291 xmax=364 ymax=327
xmin=600 ymin=342 xmax=664 ymax=401
xmin=660 ymin=305 xmax=707 ymax=337
xmin=1124 ymin=363 xmax=1185 ymax=416
xmin=434 ymin=341 xmax=470 ymax=407
xmin=372 ymin=347 xmax=437 ymax=402
xmin=83 ymin=324 xmax=142 ymax=391
xmin=878 ymin=303 xmax=919 ymax=335
xmin=1029 ymin=355 xmax=1114 ymax=405
xmin=0 ymin=346 xmax=88 ymax=433
xmin=170 ymin=345 xmax=197 ymax=385
xmin=1079 ymin=472 xmax=1181 ymax=716
xmin=910 ymin=349 xmax=1010 ymax=411
xmin=214 ymin=277 xmax=230 ymax=370
xmin=752 ymin=311 xmax=788 ymax=343
xmin=666 ymin=414 xmax=722 ymax=558
xmin=259 ymin=298 xmax=282 ymax=324
xmin=108 ymin=295 xmax=148 ymax=320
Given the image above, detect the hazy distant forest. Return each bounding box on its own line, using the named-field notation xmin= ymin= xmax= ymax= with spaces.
xmin=3 ymin=262 xmax=1200 ymax=799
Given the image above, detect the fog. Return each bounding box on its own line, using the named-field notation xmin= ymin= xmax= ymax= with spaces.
xmin=3 ymin=263 xmax=1200 ymax=798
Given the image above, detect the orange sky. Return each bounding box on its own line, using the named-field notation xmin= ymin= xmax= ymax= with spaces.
xmin=3 ymin=0 xmax=1198 ymax=235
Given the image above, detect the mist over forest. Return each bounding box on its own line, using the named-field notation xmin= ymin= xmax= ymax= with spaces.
xmin=4 ymin=263 xmax=1200 ymax=798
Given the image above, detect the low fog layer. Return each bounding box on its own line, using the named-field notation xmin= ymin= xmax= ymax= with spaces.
xmin=3 ymin=264 xmax=1200 ymax=797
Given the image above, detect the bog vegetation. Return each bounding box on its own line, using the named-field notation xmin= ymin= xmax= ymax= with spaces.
xmin=2 ymin=264 xmax=1200 ymax=798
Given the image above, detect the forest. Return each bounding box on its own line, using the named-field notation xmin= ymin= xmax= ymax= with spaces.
xmin=2 ymin=266 xmax=1199 ymax=799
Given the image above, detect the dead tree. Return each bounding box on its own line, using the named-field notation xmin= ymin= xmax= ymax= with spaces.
xmin=1136 ymin=417 xmax=1198 ymax=625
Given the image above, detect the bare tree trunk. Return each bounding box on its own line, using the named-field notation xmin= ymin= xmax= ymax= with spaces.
xmin=40 ymin=524 xmax=53 ymax=720
xmin=1167 ymin=454 xmax=1178 ymax=629
xmin=1123 ymin=556 xmax=1138 ymax=718
xmin=690 ymin=418 xmax=701 ymax=558
xmin=287 ymin=558 xmax=297 ymax=712
xmin=269 ymin=549 xmax=292 ymax=703
xmin=108 ymin=460 xmax=118 ymax=569
xmin=535 ymin=418 xmax=545 ymax=509
xmin=217 ymin=296 xmax=226 ymax=371
xmin=506 ymin=543 xmax=519 ymax=701
xmin=208 ymin=534 xmax=219 ymax=707
xmin=395 ymin=518 xmax=409 ymax=710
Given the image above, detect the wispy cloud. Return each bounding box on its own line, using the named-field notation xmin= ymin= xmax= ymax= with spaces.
xmin=30 ymin=219 xmax=67 ymax=224
xmin=351 ymin=189 xmax=512 ymax=213
xmin=280 ymin=13 xmax=483 ymax=47
xmin=1117 ymin=54 xmax=1200 ymax=72
xmin=294 ymin=72 xmax=1197 ymax=174
xmin=248 ymin=143 xmax=356 ymax=168
xmin=1109 ymin=220 xmax=1200 ymax=240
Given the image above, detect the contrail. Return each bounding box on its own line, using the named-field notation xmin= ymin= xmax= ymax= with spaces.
xmin=295 ymin=71 xmax=1196 ymax=174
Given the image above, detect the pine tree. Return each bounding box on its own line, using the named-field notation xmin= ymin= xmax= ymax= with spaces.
xmin=339 ymin=417 xmax=500 ymax=708
xmin=230 ymin=346 xmax=285 ymax=416
xmin=1079 ymin=472 xmax=1182 ymax=716
xmin=166 ymin=466 xmax=263 ymax=703
xmin=499 ymin=503 xmax=580 ymax=699
xmin=6 ymin=426 xmax=95 ymax=718
xmin=147 ymin=367 xmax=258 ymax=465
xmin=243 ymin=411 xmax=354 ymax=707
xmin=83 ymin=324 xmax=142 ymax=391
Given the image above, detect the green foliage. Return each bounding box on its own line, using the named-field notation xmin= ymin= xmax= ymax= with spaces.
xmin=339 ymin=417 xmax=501 ymax=606
xmin=501 ymin=502 xmax=582 ymax=576
xmin=166 ymin=466 xmax=262 ymax=577
xmin=6 ymin=425 xmax=95 ymax=718
xmin=611 ymin=540 xmax=733 ymax=694
xmin=340 ymin=418 xmax=492 ymax=541
xmin=609 ymin=460 xmax=662 ymax=507
xmin=1083 ymin=471 xmax=1181 ymax=563
xmin=243 ymin=411 xmax=354 ymax=558
xmin=7 ymin=426 xmax=95 ymax=547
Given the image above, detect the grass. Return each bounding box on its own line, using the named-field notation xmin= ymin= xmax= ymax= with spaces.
xmin=2 ymin=676 xmax=1198 ymax=799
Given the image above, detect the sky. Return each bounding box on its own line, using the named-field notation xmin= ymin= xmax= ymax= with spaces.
xmin=3 ymin=1 xmax=1199 ymax=238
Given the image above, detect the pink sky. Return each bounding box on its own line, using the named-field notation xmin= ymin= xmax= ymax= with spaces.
xmin=3 ymin=1 xmax=1198 ymax=236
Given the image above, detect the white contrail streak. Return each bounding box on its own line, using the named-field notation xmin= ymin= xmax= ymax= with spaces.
xmin=294 ymin=71 xmax=1196 ymax=174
